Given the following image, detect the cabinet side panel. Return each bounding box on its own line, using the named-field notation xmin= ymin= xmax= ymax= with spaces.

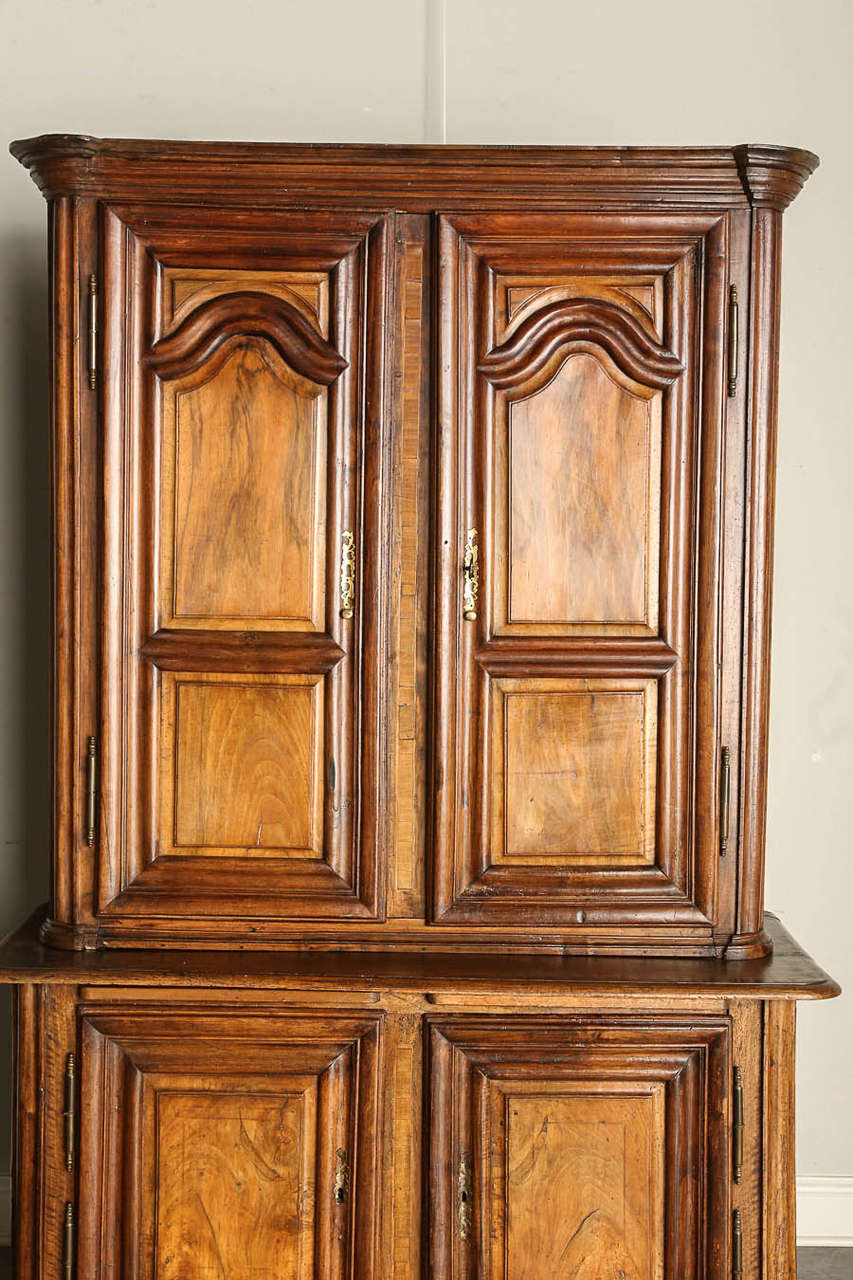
xmin=46 ymin=194 xmax=100 ymax=944
xmin=763 ymin=1001 xmax=797 ymax=1279
xmin=738 ymin=208 xmax=784 ymax=947
xmin=12 ymin=985 xmax=41 ymax=1279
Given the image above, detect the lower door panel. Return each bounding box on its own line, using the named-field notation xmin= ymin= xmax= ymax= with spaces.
xmin=427 ymin=1014 xmax=731 ymax=1279
xmin=75 ymin=1003 xmax=382 ymax=1278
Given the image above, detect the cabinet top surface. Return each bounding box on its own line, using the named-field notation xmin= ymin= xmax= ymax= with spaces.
xmin=9 ymin=135 xmax=819 ymax=210
xmin=0 ymin=908 xmax=839 ymax=999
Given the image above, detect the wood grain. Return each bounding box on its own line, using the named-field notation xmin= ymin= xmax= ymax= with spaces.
xmin=506 ymin=354 xmax=659 ymax=629
xmin=156 ymin=1091 xmax=310 ymax=1279
xmin=167 ymin=675 xmax=323 ymax=855
xmin=167 ymin=341 xmax=327 ymax=629
xmin=503 ymin=1087 xmax=664 ymax=1280
xmin=493 ymin=678 xmax=656 ymax=863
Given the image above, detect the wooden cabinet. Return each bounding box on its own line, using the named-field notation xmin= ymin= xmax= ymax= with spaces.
xmin=3 ymin=916 xmax=839 ymax=1280
xmin=2 ymin=136 xmax=839 ymax=1279
xmin=9 ymin=137 xmax=821 ymax=956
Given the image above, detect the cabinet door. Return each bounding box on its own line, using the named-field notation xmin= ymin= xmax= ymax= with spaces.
xmin=433 ymin=213 xmax=728 ymax=942
xmin=98 ymin=206 xmax=391 ymax=937
xmin=75 ymin=1003 xmax=382 ymax=1277
xmin=427 ymin=1014 xmax=730 ymax=1279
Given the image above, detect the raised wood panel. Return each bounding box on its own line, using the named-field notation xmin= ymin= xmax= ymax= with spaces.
xmin=504 ymin=279 xmax=663 ymax=336
xmin=165 ymin=341 xmax=327 ymax=630
xmin=502 ymin=1086 xmax=664 ymax=1280
xmin=164 ymin=674 xmax=324 ymax=855
xmin=505 ymin=353 xmax=660 ymax=630
xmin=76 ymin=1007 xmax=383 ymax=1279
xmin=427 ymin=1014 xmax=731 ymax=1280
xmin=493 ymin=678 xmax=656 ymax=864
xmin=155 ymin=1090 xmax=311 ymax=1278
xmin=432 ymin=212 xmax=726 ymax=936
xmin=165 ymin=268 xmax=328 ymax=332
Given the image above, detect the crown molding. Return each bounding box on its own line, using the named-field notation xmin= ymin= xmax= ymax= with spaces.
xmin=9 ymin=135 xmax=814 ymax=212
xmin=734 ymin=143 xmax=820 ymax=210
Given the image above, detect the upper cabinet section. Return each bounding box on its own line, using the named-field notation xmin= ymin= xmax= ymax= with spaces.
xmin=11 ymin=139 xmax=818 ymax=953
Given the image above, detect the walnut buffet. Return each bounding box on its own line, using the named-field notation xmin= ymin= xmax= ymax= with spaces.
xmin=1 ymin=135 xmax=839 ymax=1279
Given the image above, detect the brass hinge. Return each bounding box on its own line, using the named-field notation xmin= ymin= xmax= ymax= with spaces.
xmin=63 ymin=1052 xmax=76 ymax=1171
xmin=720 ymin=745 xmax=731 ymax=856
xmin=85 ymin=736 xmax=97 ymax=848
xmin=87 ymin=274 xmax=98 ymax=391
xmin=727 ymin=284 xmax=739 ymax=397
xmin=733 ymin=1065 xmax=744 ymax=1183
xmin=457 ymin=1151 xmax=473 ymax=1241
xmin=732 ymin=1208 xmax=743 ymax=1280
xmin=333 ymin=1148 xmax=349 ymax=1204
xmin=63 ymin=1202 xmax=75 ymax=1280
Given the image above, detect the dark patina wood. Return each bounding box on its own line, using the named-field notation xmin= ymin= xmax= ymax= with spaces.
xmin=3 ymin=136 xmax=836 ymax=1279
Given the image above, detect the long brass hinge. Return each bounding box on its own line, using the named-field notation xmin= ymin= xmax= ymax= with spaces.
xmin=727 ymin=284 xmax=739 ymax=397
xmin=87 ymin=274 xmax=98 ymax=390
xmin=732 ymin=1209 xmax=743 ymax=1280
xmin=733 ymin=1065 xmax=744 ymax=1183
xmin=85 ymin=736 xmax=97 ymax=848
xmin=63 ymin=1052 xmax=76 ymax=1171
xmin=720 ymin=746 xmax=731 ymax=856
xmin=63 ymin=1202 xmax=75 ymax=1280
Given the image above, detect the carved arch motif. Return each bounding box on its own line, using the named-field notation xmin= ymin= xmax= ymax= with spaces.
xmin=478 ymin=298 xmax=683 ymax=395
xmin=146 ymin=290 xmax=348 ymax=385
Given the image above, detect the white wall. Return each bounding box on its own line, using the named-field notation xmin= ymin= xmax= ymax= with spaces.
xmin=1 ymin=0 xmax=850 ymax=1225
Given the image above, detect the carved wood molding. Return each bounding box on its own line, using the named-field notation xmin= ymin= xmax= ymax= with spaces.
xmin=13 ymin=135 xmax=813 ymax=211
xmin=146 ymin=290 xmax=348 ymax=384
xmin=476 ymin=637 xmax=678 ymax=678
xmin=140 ymin=629 xmax=345 ymax=674
xmin=478 ymin=298 xmax=684 ymax=393
xmin=734 ymin=144 xmax=820 ymax=210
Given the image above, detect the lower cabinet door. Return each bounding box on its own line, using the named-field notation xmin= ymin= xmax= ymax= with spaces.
xmin=427 ymin=1015 xmax=731 ymax=1280
xmin=75 ymin=1004 xmax=382 ymax=1278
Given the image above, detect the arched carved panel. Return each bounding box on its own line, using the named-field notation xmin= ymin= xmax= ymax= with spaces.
xmin=478 ymin=297 xmax=682 ymax=395
xmin=147 ymin=290 xmax=348 ymax=385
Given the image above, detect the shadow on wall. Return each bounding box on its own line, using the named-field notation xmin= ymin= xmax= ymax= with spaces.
xmin=0 ymin=230 xmax=52 ymax=1165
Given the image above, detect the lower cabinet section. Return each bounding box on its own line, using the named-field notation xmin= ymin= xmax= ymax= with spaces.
xmin=12 ymin=981 xmax=799 ymax=1279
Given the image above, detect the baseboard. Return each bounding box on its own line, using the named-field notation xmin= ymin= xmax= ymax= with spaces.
xmin=797 ymin=1177 xmax=853 ymax=1247
xmin=0 ymin=1172 xmax=850 ymax=1250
